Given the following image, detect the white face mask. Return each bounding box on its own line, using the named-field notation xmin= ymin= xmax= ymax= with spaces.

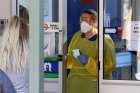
xmin=80 ymin=21 xmax=92 ymax=33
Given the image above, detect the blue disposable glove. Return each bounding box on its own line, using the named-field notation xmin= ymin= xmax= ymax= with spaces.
xmin=78 ymin=55 xmax=88 ymax=64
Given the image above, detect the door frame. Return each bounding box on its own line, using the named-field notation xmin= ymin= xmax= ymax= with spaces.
xmin=29 ymin=0 xmax=44 ymax=93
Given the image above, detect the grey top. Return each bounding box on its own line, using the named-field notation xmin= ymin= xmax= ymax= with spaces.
xmin=6 ymin=71 xmax=29 ymax=93
xmin=0 ymin=69 xmax=17 ymax=93
xmin=4 ymin=54 xmax=29 ymax=93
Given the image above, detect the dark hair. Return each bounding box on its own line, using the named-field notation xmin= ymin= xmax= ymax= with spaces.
xmin=82 ymin=9 xmax=98 ymax=21
xmin=19 ymin=5 xmax=29 ymax=24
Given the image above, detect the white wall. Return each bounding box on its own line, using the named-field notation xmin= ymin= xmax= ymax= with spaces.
xmin=0 ymin=0 xmax=12 ymax=47
xmin=0 ymin=0 xmax=11 ymax=19
xmin=100 ymin=81 xmax=140 ymax=93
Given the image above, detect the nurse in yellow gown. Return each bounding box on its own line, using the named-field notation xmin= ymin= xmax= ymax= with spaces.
xmin=66 ymin=9 xmax=116 ymax=93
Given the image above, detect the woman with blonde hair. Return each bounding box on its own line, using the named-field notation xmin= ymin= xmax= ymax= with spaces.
xmin=0 ymin=16 xmax=29 ymax=93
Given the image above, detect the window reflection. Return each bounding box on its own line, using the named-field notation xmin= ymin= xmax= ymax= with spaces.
xmin=103 ymin=0 xmax=140 ymax=80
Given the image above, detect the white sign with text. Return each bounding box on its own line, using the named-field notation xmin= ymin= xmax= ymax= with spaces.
xmin=126 ymin=21 xmax=140 ymax=51
xmin=44 ymin=22 xmax=63 ymax=32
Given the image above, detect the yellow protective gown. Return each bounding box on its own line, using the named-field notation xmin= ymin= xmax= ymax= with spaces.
xmin=67 ymin=32 xmax=116 ymax=93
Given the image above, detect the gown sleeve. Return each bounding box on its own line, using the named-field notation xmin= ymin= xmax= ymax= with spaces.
xmin=67 ymin=32 xmax=80 ymax=69
xmin=104 ymin=34 xmax=116 ymax=79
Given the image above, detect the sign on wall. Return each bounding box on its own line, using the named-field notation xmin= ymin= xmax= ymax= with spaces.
xmin=44 ymin=22 xmax=63 ymax=32
xmin=43 ymin=55 xmax=62 ymax=78
xmin=44 ymin=61 xmax=59 ymax=78
xmin=126 ymin=21 xmax=140 ymax=51
xmin=0 ymin=19 xmax=8 ymax=35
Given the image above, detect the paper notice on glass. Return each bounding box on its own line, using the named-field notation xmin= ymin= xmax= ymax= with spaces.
xmin=44 ymin=22 xmax=63 ymax=32
xmin=126 ymin=21 xmax=140 ymax=51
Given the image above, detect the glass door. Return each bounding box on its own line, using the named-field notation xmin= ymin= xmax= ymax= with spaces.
xmin=66 ymin=0 xmax=99 ymax=93
xmin=99 ymin=0 xmax=140 ymax=93
xmin=29 ymin=0 xmax=65 ymax=92
xmin=43 ymin=0 xmax=65 ymax=93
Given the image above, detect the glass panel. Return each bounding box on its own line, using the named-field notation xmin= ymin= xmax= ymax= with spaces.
xmin=43 ymin=0 xmax=61 ymax=93
xmin=43 ymin=0 xmax=59 ymax=75
xmin=66 ymin=0 xmax=99 ymax=93
xmin=103 ymin=0 xmax=140 ymax=80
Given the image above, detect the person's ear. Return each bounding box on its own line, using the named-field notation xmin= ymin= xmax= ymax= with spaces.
xmin=93 ymin=20 xmax=98 ymax=27
xmin=90 ymin=21 xmax=95 ymax=26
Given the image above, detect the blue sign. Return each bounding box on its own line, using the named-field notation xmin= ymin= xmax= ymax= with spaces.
xmin=44 ymin=61 xmax=59 ymax=73
xmin=116 ymin=52 xmax=132 ymax=68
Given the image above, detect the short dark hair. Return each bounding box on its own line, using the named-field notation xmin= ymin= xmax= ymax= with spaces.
xmin=82 ymin=9 xmax=98 ymax=21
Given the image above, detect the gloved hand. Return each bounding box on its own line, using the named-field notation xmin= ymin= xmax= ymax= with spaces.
xmin=78 ymin=55 xmax=88 ymax=64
